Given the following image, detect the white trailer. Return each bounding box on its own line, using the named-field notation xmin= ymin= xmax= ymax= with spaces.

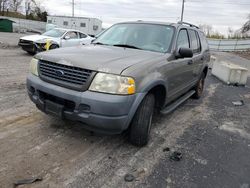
xmin=47 ymin=16 xmax=102 ymax=36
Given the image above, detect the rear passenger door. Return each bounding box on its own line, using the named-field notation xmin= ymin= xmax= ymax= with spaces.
xmin=188 ymin=29 xmax=203 ymax=82
xmin=79 ymin=32 xmax=92 ymax=45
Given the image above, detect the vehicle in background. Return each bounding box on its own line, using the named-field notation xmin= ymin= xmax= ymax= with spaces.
xmin=27 ymin=21 xmax=210 ymax=146
xmin=47 ymin=16 xmax=102 ymax=37
xmin=18 ymin=28 xmax=94 ymax=55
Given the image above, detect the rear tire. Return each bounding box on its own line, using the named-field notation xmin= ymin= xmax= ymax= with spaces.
xmin=192 ymin=72 xmax=205 ymax=99
xmin=129 ymin=94 xmax=155 ymax=147
xmin=27 ymin=50 xmax=36 ymax=55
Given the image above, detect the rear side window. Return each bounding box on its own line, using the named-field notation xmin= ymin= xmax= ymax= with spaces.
xmin=79 ymin=33 xmax=87 ymax=38
xmin=189 ymin=30 xmax=201 ymax=53
xmin=177 ymin=29 xmax=190 ymax=49
xmin=200 ymin=32 xmax=209 ymax=50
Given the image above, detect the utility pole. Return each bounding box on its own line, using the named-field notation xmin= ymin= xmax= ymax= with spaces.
xmin=181 ymin=0 xmax=185 ymax=22
xmin=72 ymin=0 xmax=75 ymax=17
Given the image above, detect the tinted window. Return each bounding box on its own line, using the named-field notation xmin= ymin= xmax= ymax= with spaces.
xmin=189 ymin=30 xmax=201 ymax=53
xmin=94 ymin=23 xmax=175 ymax=53
xmin=177 ymin=29 xmax=190 ymax=49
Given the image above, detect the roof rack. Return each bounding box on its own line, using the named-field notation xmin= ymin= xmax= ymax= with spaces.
xmin=177 ymin=21 xmax=199 ymax=29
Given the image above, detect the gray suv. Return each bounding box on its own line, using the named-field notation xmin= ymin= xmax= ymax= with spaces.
xmin=27 ymin=21 xmax=210 ymax=146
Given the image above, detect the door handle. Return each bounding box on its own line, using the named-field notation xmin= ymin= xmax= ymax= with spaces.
xmin=187 ymin=60 xmax=193 ymax=65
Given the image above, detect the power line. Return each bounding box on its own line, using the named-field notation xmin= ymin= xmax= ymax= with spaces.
xmin=187 ymin=0 xmax=250 ymax=5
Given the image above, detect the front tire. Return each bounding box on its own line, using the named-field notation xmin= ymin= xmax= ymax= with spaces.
xmin=129 ymin=94 xmax=155 ymax=147
xmin=49 ymin=44 xmax=59 ymax=50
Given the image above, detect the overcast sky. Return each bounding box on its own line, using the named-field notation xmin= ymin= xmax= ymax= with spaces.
xmin=41 ymin=0 xmax=250 ymax=35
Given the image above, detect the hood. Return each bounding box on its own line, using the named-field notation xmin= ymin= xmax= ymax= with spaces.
xmin=35 ymin=45 xmax=164 ymax=75
xmin=20 ymin=34 xmax=55 ymax=42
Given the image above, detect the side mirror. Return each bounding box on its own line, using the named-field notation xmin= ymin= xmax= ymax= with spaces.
xmin=64 ymin=35 xmax=70 ymax=40
xmin=177 ymin=47 xmax=193 ymax=58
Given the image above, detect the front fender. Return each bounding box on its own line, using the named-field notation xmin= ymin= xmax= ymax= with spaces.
xmin=124 ymin=74 xmax=168 ymax=129
xmin=137 ymin=72 xmax=168 ymax=93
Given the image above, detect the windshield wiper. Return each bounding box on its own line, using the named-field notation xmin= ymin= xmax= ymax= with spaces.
xmin=112 ymin=44 xmax=141 ymax=50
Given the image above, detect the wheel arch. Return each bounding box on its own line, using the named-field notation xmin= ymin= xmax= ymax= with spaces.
xmin=203 ymin=66 xmax=208 ymax=77
xmin=125 ymin=80 xmax=167 ymax=129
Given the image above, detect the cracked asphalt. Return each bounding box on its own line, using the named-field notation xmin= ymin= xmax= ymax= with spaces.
xmin=0 ymin=33 xmax=249 ymax=188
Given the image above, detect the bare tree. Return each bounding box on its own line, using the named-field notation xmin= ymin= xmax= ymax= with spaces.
xmin=0 ymin=0 xmax=2 ymax=13
xmin=1 ymin=0 xmax=8 ymax=15
xmin=228 ymin=27 xmax=234 ymax=38
xmin=11 ymin=0 xmax=23 ymax=12
xmin=241 ymin=14 xmax=250 ymax=34
xmin=199 ymin=24 xmax=213 ymax=37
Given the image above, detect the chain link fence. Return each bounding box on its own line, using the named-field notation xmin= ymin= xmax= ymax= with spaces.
xmin=208 ymin=38 xmax=250 ymax=51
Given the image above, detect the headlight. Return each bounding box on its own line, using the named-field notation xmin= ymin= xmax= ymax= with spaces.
xmin=89 ymin=73 xmax=135 ymax=95
xmin=29 ymin=58 xmax=39 ymax=76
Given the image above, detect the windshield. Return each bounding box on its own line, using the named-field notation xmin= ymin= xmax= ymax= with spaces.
xmin=42 ymin=29 xmax=66 ymax=38
xmin=94 ymin=23 xmax=174 ymax=53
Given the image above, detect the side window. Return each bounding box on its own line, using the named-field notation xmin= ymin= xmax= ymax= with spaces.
xmin=189 ymin=30 xmax=201 ymax=53
xmin=177 ymin=29 xmax=190 ymax=49
xmin=65 ymin=31 xmax=78 ymax=39
xmin=200 ymin=32 xmax=209 ymax=50
xmin=79 ymin=32 xmax=87 ymax=38
xmin=80 ymin=23 xmax=86 ymax=27
xmin=48 ymin=20 xmax=52 ymax=24
xmin=93 ymin=25 xmax=99 ymax=30
xmin=63 ymin=21 xmax=68 ymax=26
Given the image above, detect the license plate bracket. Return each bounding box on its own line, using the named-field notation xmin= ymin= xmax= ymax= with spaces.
xmin=45 ymin=100 xmax=64 ymax=118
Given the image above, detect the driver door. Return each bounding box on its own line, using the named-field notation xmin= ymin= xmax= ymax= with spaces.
xmin=168 ymin=29 xmax=194 ymax=99
xmin=61 ymin=31 xmax=81 ymax=47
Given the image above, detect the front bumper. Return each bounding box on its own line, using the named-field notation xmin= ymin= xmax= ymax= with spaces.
xmin=18 ymin=40 xmax=46 ymax=53
xmin=18 ymin=41 xmax=36 ymax=53
xmin=27 ymin=74 xmax=146 ymax=134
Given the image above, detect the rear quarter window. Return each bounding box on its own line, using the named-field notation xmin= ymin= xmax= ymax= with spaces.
xmin=199 ymin=31 xmax=209 ymax=50
xmin=189 ymin=30 xmax=201 ymax=54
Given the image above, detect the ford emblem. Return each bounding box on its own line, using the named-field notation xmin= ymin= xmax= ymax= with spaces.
xmin=55 ymin=70 xmax=65 ymax=76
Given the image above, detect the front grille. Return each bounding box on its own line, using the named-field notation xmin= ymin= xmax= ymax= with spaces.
xmin=38 ymin=60 xmax=95 ymax=91
xmin=19 ymin=39 xmax=33 ymax=45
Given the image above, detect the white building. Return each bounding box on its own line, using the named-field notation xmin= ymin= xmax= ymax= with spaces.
xmin=47 ymin=16 xmax=102 ymax=36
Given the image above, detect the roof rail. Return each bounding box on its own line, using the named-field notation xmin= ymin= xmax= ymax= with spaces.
xmin=177 ymin=21 xmax=199 ymax=29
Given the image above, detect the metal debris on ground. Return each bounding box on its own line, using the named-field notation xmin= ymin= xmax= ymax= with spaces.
xmin=232 ymin=100 xmax=244 ymax=106
xmin=170 ymin=151 xmax=182 ymax=161
xmin=124 ymin=173 xmax=135 ymax=182
xmin=13 ymin=177 xmax=43 ymax=187
xmin=163 ymin=147 xmax=170 ymax=152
